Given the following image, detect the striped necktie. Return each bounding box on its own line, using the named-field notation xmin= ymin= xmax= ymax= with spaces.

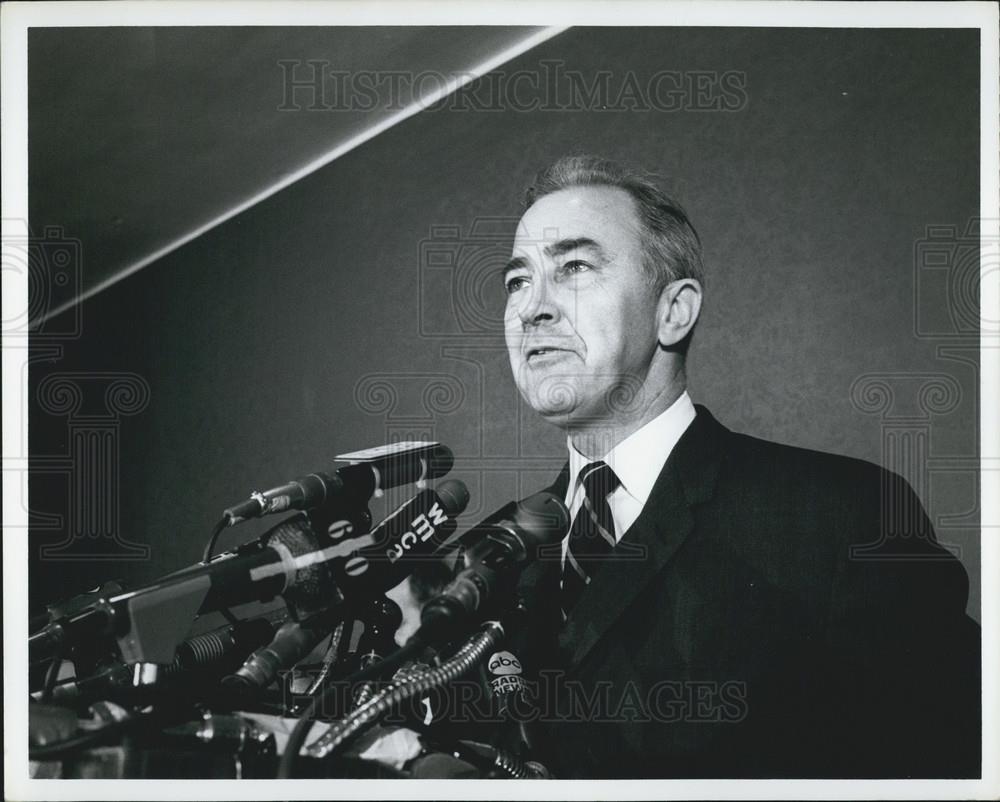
xmin=560 ymin=461 xmax=621 ymax=618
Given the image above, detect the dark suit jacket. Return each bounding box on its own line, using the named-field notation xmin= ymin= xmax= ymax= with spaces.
xmin=511 ymin=405 xmax=980 ymax=778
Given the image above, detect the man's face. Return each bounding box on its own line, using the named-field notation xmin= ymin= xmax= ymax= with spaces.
xmin=504 ymin=185 xmax=663 ymax=426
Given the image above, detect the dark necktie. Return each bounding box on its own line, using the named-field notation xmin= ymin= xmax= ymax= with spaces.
xmin=560 ymin=461 xmax=621 ymax=618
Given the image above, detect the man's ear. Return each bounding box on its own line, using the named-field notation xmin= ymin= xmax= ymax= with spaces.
xmin=656 ymin=278 xmax=703 ymax=349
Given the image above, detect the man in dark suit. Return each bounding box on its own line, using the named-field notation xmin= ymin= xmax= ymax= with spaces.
xmin=500 ymin=155 xmax=980 ymax=778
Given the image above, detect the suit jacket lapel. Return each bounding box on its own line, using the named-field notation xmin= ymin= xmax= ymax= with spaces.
xmin=557 ymin=405 xmax=728 ymax=670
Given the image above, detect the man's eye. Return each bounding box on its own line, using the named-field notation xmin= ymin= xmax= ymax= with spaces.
xmin=504 ymin=275 xmax=529 ymax=294
xmin=562 ymin=260 xmax=591 ymax=274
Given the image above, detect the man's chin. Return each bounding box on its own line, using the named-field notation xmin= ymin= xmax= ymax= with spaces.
xmin=533 ymin=404 xmax=576 ymax=427
xmin=521 ymin=380 xmax=583 ymax=422
xmin=521 ymin=379 xmax=646 ymax=432
xmin=532 ymin=405 xmax=622 ymax=437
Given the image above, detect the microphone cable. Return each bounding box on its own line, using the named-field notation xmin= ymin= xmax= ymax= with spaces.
xmin=201 ymin=516 xmax=230 ymax=564
xmin=298 ymin=623 xmax=505 ymax=763
xmin=201 ymin=516 xmax=240 ymax=625
xmin=276 ymin=635 xmax=427 ymax=778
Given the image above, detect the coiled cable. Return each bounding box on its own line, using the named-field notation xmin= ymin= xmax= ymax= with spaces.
xmin=305 ymin=622 xmax=504 ymax=760
xmin=276 ymin=636 xmax=425 ymax=777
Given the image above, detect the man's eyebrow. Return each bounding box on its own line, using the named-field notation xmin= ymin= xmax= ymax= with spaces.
xmin=501 ymin=255 xmax=530 ymax=279
xmin=544 ymin=237 xmax=605 ymax=260
xmin=502 ymin=238 xmax=606 ymax=279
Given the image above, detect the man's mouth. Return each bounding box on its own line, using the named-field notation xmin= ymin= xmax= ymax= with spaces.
xmin=525 ymin=346 xmax=571 ymax=361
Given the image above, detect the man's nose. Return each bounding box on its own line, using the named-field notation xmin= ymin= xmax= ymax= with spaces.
xmin=518 ymin=278 xmax=560 ymax=327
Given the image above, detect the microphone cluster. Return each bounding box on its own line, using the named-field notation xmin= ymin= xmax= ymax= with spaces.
xmin=31 ymin=441 xmax=568 ymax=688
xmin=30 ymin=439 xmax=570 ymax=780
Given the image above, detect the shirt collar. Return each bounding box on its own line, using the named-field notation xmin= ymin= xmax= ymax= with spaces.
xmin=566 ymin=391 xmax=696 ymax=506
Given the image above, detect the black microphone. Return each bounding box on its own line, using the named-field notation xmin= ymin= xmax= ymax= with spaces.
xmin=46 ymin=617 xmax=278 ymax=704
xmin=157 ymin=514 xmax=335 ymax=618
xmin=416 ymin=491 xmax=568 ymax=644
xmin=222 ymin=615 xmax=334 ymax=692
xmin=220 ymin=483 xmax=468 ymax=692
xmin=482 ymin=643 xmax=542 ymax=761
xmin=326 ymin=480 xmax=469 ymax=604
xmin=222 ymin=442 xmax=454 ymax=524
xmin=136 ymin=502 xmax=372 ymax=622
xmin=487 ymin=648 xmax=526 ymax=718
xmin=224 ymin=595 xmax=405 ymax=695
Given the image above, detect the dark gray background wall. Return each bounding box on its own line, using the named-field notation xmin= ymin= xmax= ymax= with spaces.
xmin=28 ymin=27 xmax=981 ymax=620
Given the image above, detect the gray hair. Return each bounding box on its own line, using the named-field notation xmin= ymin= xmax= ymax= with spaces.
xmin=524 ymin=155 xmax=704 ymax=292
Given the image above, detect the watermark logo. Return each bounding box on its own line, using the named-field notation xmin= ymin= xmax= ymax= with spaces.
xmin=2 ymin=220 xmax=82 ymax=340
xmin=278 ymin=60 xmax=749 ymax=114
xmin=848 ymin=218 xmax=997 ymax=561
xmin=418 ymin=218 xmax=516 ymax=339
xmin=34 ymin=372 xmax=152 ymax=560
xmin=913 ymin=219 xmax=998 ymax=341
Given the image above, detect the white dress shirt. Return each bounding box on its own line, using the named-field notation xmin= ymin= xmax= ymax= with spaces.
xmin=562 ymin=391 xmax=696 ymax=565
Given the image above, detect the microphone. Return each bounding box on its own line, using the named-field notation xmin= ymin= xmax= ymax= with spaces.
xmin=129 ymin=500 xmax=373 ymax=624
xmin=487 ymin=649 xmax=526 ymax=718
xmin=157 ymin=513 xmax=337 ymax=619
xmin=325 ymin=480 xmax=469 ymax=605
xmin=416 ymin=491 xmax=568 ymax=644
xmin=46 ymin=617 xmax=278 ymax=704
xmin=220 ymin=483 xmax=468 ymax=692
xmin=222 ymin=615 xmax=333 ymax=692
xmin=222 ymin=442 xmax=454 ymax=524
xmin=225 ymin=597 xmax=404 ymax=695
